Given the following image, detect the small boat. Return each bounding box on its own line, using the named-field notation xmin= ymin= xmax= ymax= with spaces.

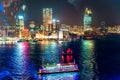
xmin=38 ymin=63 xmax=79 ymax=74
xmin=83 ymin=36 xmax=94 ymax=40
xmin=17 ymin=39 xmax=28 ymax=42
xmin=29 ymin=39 xmax=38 ymax=44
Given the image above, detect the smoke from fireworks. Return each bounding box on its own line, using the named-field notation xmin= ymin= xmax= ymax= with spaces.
xmin=1 ymin=0 xmax=17 ymax=7
xmin=68 ymin=0 xmax=81 ymax=7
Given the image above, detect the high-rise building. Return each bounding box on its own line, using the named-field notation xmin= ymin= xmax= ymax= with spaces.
xmin=83 ymin=8 xmax=92 ymax=31
xmin=43 ymin=8 xmax=52 ymax=32
xmin=17 ymin=14 xmax=24 ymax=30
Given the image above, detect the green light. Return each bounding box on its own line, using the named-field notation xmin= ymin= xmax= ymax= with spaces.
xmin=52 ymin=19 xmax=56 ymax=22
xmin=21 ymin=4 xmax=26 ymax=11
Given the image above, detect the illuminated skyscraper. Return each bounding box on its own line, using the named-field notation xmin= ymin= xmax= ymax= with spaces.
xmin=43 ymin=8 xmax=52 ymax=31
xmin=83 ymin=8 xmax=92 ymax=31
xmin=17 ymin=14 xmax=24 ymax=30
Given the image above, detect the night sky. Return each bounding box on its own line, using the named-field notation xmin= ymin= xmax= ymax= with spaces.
xmin=25 ymin=0 xmax=120 ymax=27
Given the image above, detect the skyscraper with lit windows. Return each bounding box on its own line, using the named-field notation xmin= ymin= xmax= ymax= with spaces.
xmin=43 ymin=8 xmax=52 ymax=31
xmin=83 ymin=8 xmax=92 ymax=31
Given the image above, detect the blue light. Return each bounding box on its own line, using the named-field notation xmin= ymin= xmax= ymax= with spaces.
xmin=41 ymin=72 xmax=79 ymax=80
xmin=0 ymin=71 xmax=11 ymax=79
xmin=56 ymin=20 xmax=60 ymax=22
xmin=18 ymin=15 xmax=24 ymax=20
xmin=0 ymin=3 xmax=4 ymax=12
xmin=52 ymin=19 xmax=56 ymax=22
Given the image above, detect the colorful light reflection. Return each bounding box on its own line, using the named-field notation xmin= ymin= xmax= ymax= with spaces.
xmin=41 ymin=72 xmax=79 ymax=80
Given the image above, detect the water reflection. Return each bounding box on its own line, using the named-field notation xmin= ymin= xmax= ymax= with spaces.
xmin=80 ymin=40 xmax=98 ymax=80
xmin=0 ymin=40 xmax=98 ymax=80
xmin=41 ymin=72 xmax=79 ymax=80
xmin=38 ymin=41 xmax=79 ymax=80
xmin=12 ymin=42 xmax=37 ymax=80
xmin=40 ymin=41 xmax=61 ymax=65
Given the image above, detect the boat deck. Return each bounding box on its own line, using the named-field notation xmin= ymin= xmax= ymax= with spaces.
xmin=38 ymin=63 xmax=79 ymax=74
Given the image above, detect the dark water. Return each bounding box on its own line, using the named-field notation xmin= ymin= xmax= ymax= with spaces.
xmin=95 ymin=38 xmax=120 ymax=80
xmin=0 ymin=37 xmax=120 ymax=80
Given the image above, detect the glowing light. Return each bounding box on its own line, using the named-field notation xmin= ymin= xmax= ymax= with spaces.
xmin=0 ymin=71 xmax=11 ymax=79
xmin=0 ymin=3 xmax=4 ymax=12
xmin=67 ymin=55 xmax=70 ymax=63
xmin=67 ymin=48 xmax=73 ymax=54
xmin=52 ymin=19 xmax=56 ymax=22
xmin=42 ymin=72 xmax=79 ymax=80
xmin=62 ymin=50 xmax=65 ymax=54
xmin=18 ymin=43 xmax=24 ymax=49
xmin=59 ymin=31 xmax=63 ymax=39
xmin=83 ymin=41 xmax=94 ymax=47
xmin=48 ymin=21 xmax=52 ymax=24
xmin=21 ymin=4 xmax=26 ymax=11
xmin=85 ymin=8 xmax=92 ymax=14
xmin=70 ymin=55 xmax=73 ymax=61
xmin=56 ymin=20 xmax=60 ymax=22
xmin=62 ymin=55 xmax=65 ymax=63
xmin=18 ymin=15 xmax=24 ymax=20
xmin=67 ymin=48 xmax=71 ymax=54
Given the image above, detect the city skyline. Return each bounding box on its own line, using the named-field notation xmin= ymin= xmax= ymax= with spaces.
xmin=1 ymin=0 xmax=120 ymax=27
xmin=25 ymin=0 xmax=120 ymax=27
xmin=0 ymin=1 xmax=120 ymax=80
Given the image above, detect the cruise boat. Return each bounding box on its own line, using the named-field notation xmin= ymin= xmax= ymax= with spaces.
xmin=38 ymin=63 xmax=79 ymax=74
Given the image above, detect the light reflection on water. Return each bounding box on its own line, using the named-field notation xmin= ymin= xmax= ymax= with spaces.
xmin=80 ymin=40 xmax=98 ymax=80
xmin=40 ymin=41 xmax=61 ymax=64
xmin=11 ymin=42 xmax=37 ymax=80
xmin=41 ymin=72 xmax=79 ymax=80
xmin=38 ymin=41 xmax=80 ymax=80
xmin=0 ymin=40 xmax=97 ymax=80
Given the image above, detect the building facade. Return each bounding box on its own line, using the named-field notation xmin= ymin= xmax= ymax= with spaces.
xmin=83 ymin=8 xmax=92 ymax=31
xmin=43 ymin=8 xmax=52 ymax=32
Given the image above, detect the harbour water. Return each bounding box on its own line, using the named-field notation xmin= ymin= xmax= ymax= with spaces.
xmin=0 ymin=36 xmax=120 ymax=80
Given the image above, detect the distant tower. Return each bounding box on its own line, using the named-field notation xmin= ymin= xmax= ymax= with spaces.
xmin=17 ymin=14 xmax=24 ymax=30
xmin=43 ymin=8 xmax=52 ymax=32
xmin=83 ymin=8 xmax=92 ymax=31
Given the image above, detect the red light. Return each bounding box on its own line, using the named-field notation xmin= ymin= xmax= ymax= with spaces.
xmin=67 ymin=55 xmax=70 ymax=63
xmin=62 ymin=50 xmax=65 ymax=54
xmin=62 ymin=55 xmax=64 ymax=63
xmin=70 ymin=55 xmax=73 ymax=62
xmin=67 ymin=48 xmax=71 ymax=54
xmin=71 ymin=50 xmax=73 ymax=54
